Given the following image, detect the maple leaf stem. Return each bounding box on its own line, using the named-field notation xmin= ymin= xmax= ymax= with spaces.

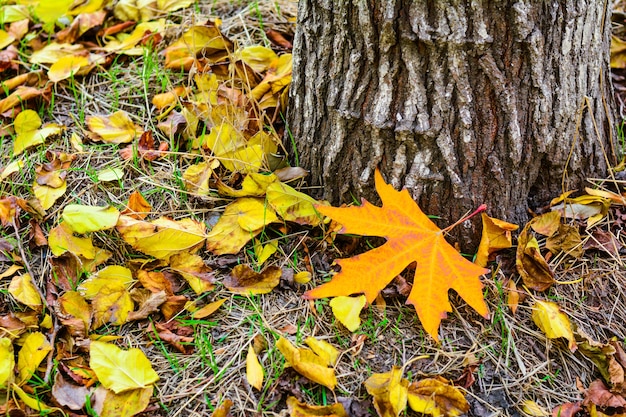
xmin=442 ymin=204 xmax=487 ymax=234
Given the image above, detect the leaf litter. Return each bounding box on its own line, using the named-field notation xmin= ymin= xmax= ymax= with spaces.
xmin=0 ymin=1 xmax=625 ymax=416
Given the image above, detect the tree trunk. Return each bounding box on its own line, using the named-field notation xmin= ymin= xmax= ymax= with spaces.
xmin=287 ymin=1 xmax=617 ymax=248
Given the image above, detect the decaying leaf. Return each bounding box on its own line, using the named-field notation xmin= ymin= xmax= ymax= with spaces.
xmin=516 ymin=222 xmax=555 ymax=291
xmin=89 ymin=340 xmax=159 ymax=393
xmin=545 ymin=224 xmax=583 ymax=258
xmin=51 ymin=372 xmax=90 ymax=411
xmin=246 ymin=345 xmax=264 ymax=390
xmin=223 ymin=264 xmax=281 ymax=294
xmin=276 ymin=336 xmax=337 ymax=390
xmin=364 ymin=366 xmax=408 ymax=417
xmin=305 ymin=169 xmax=489 ymax=342
xmin=57 ymin=290 xmax=91 ymax=337
xmin=286 ymin=396 xmax=349 ymax=417
xmin=116 ymin=215 xmax=206 ymax=260
xmin=531 ymin=300 xmax=577 ymax=352
xmin=475 ymin=213 xmax=518 ymax=267
xmin=583 ymin=379 xmax=626 ymax=408
xmin=169 ymin=252 xmax=214 ymax=294
xmin=329 ymin=295 xmax=366 ymax=332
xmin=407 ymin=377 xmax=469 ymax=417
xmin=183 ymin=159 xmax=220 ymax=196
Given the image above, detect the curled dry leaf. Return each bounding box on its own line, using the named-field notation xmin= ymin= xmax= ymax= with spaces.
xmin=276 ymin=336 xmax=337 ymax=390
xmin=583 ymin=379 xmax=626 ymax=408
xmin=286 ymin=396 xmax=349 ymax=417
xmin=407 ymin=377 xmax=469 ymax=417
xmin=210 ymin=399 xmax=233 ymax=417
xmin=223 ymin=264 xmax=281 ymax=294
xmin=530 ymin=211 xmax=561 ymax=237
xmin=364 ymin=366 xmax=408 ymax=417
xmin=531 ymin=300 xmax=577 ymax=352
xmin=475 ymin=213 xmax=518 ymax=267
xmin=127 ymin=289 xmax=167 ymax=321
xmin=545 ymin=224 xmax=583 ymax=258
xmin=516 ymin=222 xmax=555 ymax=292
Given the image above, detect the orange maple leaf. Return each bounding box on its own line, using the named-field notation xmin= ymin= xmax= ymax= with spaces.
xmin=304 ymin=169 xmax=489 ymax=342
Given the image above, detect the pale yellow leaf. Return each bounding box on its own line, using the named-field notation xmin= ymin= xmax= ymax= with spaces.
xmin=183 ymin=159 xmax=220 ymax=196
xmin=79 ymin=265 xmax=134 ymax=299
xmin=521 ymin=400 xmax=550 ymax=416
xmin=329 ymin=295 xmax=366 ymax=332
xmin=48 ymin=222 xmax=97 ymax=258
xmin=97 ymin=167 xmax=124 ymax=182
xmin=89 ymin=341 xmax=159 ymax=393
xmin=238 ymin=45 xmax=278 ymax=73
xmin=0 ymin=338 xmax=14 ymax=388
xmin=29 ymin=42 xmax=86 ymax=64
xmin=246 ymin=345 xmax=264 ymax=390
xmin=62 ymin=204 xmax=120 ymax=233
xmin=9 ymin=273 xmax=42 ymax=310
xmin=12 ymin=383 xmax=54 ymax=412
xmin=0 ymin=29 xmax=15 ymax=50
xmin=531 ymin=300 xmax=577 ymax=352
xmin=17 ymin=332 xmax=52 ymax=384
xmin=1 ymin=159 xmax=24 ymax=181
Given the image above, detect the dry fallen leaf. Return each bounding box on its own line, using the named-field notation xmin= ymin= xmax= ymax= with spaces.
xmin=305 ymin=169 xmax=489 ymax=342
xmin=13 ymin=109 xmax=63 ymax=155
xmin=276 ymin=336 xmax=337 ymax=390
xmin=0 ymin=337 xmax=14 ymax=388
xmin=9 ymin=273 xmax=42 ymax=310
xmin=516 ymin=222 xmax=555 ymax=292
xmin=364 ymin=366 xmax=408 ymax=417
xmin=17 ymin=331 xmax=52 ymax=384
xmin=329 ymin=295 xmax=366 ymax=332
xmin=407 ymin=377 xmax=469 ymax=417
xmin=475 ymin=213 xmax=518 ymax=267
xmin=223 ymin=264 xmax=281 ymax=294
xmin=89 ymin=340 xmax=159 ymax=393
xmin=531 ymin=300 xmax=577 ymax=352
xmin=286 ymin=396 xmax=349 ymax=417
xmin=91 ymin=385 xmax=152 ymax=417
xmin=87 ymin=110 xmax=142 ymax=144
xmin=246 ymin=345 xmax=264 ymax=390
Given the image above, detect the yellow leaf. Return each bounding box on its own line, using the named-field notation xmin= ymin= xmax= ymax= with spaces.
xmin=62 ymin=204 xmax=120 ymax=233
xmin=33 ymin=179 xmax=66 ymax=210
xmin=516 ymin=223 xmax=555 ymax=292
xmin=92 ymin=386 xmax=152 ymax=417
xmin=329 ymin=296 xmax=366 ymax=332
xmin=164 ymin=25 xmax=233 ymax=70
xmin=29 ymin=42 xmax=86 ymax=64
xmin=48 ymin=55 xmax=90 ymax=82
xmin=246 ymin=345 xmax=264 ymax=390
xmin=475 ymin=214 xmax=518 ymax=267
xmin=286 ymin=396 xmax=349 ymax=417
xmin=529 ymin=211 xmax=561 ymax=237
xmin=104 ymin=20 xmax=166 ymax=53
xmin=0 ymin=338 xmax=14 ymax=388
xmin=89 ymin=340 xmax=159 ymax=393
xmin=304 ymin=337 xmax=339 ymax=366
xmin=9 ymin=273 xmax=42 ymax=310
xmin=97 ymin=167 xmax=124 ymax=182
xmin=276 ymin=336 xmax=337 ymax=390
xmin=87 ymin=111 xmax=142 ymax=144
xmin=407 ymin=377 xmax=469 ymax=417
xmin=206 ymin=198 xmax=277 ymax=255
xmin=33 ymin=0 xmax=74 ymax=32
xmin=58 ymin=291 xmax=91 ymax=337
xmin=11 ymin=383 xmax=54 ymax=412
xmin=1 ymin=160 xmax=24 ymax=181
xmin=49 ymin=222 xmax=97 ymax=258
xmin=169 ymin=252 xmax=214 ymax=294
xmin=191 ymin=298 xmax=226 ymax=319
xmin=116 ymin=215 xmax=206 ymax=260
xmin=266 ymin=182 xmax=324 ymax=226
xmin=217 ymin=172 xmax=278 ymax=197
xmin=13 ymin=110 xmax=63 ymax=155
xmin=79 ymin=265 xmax=133 ymax=297
xmin=294 ymin=271 xmax=312 ymax=284
xmin=183 ymin=159 xmax=220 ymax=196
xmin=238 ymin=45 xmax=278 ymax=73
xmin=254 ymin=239 xmax=278 ymax=265
xmin=364 ymin=367 xmax=408 ymax=417
xmin=531 ymin=300 xmax=577 ymax=352
xmin=0 ymin=29 xmax=15 ymax=49
xmin=17 ymin=332 xmax=52 ymax=385
xmin=521 ymin=399 xmax=550 ymax=416
xmin=79 ymin=266 xmax=134 ymax=327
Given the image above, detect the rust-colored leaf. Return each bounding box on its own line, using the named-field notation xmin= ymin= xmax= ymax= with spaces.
xmin=304 ymin=169 xmax=489 ymax=342
xmin=516 ymin=223 xmax=555 ymax=292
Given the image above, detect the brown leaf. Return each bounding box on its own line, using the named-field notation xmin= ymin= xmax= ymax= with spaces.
xmin=584 ymin=229 xmax=623 ymax=257
xmin=266 ymin=29 xmax=293 ymax=49
xmin=151 ymin=322 xmax=194 ymax=354
xmin=127 ymin=289 xmax=167 ymax=321
xmin=516 ymin=223 xmax=555 ymax=291
xmin=210 ymin=399 xmax=233 ymax=417
xmin=407 ymin=377 xmax=469 ymax=417
xmin=583 ymin=379 xmax=626 ymax=408
xmin=51 ymin=372 xmax=90 ymax=411
xmin=545 ymin=224 xmax=583 ymax=258
xmin=551 ymin=402 xmax=582 ymax=417
xmin=224 ymin=264 xmax=281 ymax=294
xmin=119 ymin=130 xmax=168 ymax=161
xmin=576 ymin=331 xmax=622 ymax=389
xmin=161 ymin=295 xmax=188 ymax=320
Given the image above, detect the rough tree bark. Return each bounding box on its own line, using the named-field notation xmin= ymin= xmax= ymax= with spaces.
xmin=287 ymin=1 xmax=617 ymax=248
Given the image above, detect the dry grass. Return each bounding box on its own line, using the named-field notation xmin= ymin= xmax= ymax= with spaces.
xmin=1 ymin=1 xmax=626 ymax=417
